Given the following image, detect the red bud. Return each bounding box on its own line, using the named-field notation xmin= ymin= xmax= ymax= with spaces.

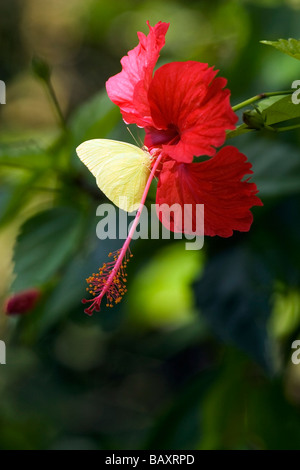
xmin=5 ymin=289 xmax=40 ymax=315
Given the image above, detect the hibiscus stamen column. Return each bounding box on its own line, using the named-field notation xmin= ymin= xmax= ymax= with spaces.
xmin=82 ymin=151 xmax=163 ymax=315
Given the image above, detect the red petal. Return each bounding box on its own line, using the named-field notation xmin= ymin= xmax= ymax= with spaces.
xmin=145 ymin=62 xmax=238 ymax=163
xmin=106 ymin=21 xmax=169 ymax=127
xmin=156 ymin=146 xmax=263 ymax=237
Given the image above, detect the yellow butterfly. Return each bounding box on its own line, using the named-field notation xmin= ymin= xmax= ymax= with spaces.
xmin=76 ymin=139 xmax=151 ymax=212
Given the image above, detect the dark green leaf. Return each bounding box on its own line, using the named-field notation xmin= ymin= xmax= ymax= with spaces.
xmin=69 ymin=90 xmax=120 ymax=146
xmin=0 ymin=142 xmax=52 ymax=170
xmin=226 ymin=124 xmax=254 ymax=140
xmin=144 ymin=370 xmax=216 ymax=450
xmin=37 ymin=236 xmax=121 ymax=334
xmin=13 ymin=206 xmax=84 ymax=291
xmin=193 ymin=247 xmax=274 ymax=371
xmin=241 ymin=137 xmax=300 ymax=197
xmin=199 ymin=352 xmax=249 ymax=450
xmin=0 ymin=185 xmax=11 ymax=217
xmin=0 ymin=172 xmax=46 ymax=227
xmin=247 ymin=380 xmax=300 ymax=449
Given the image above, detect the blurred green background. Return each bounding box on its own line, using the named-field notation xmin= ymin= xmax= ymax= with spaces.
xmin=1 ymin=0 xmax=300 ymax=450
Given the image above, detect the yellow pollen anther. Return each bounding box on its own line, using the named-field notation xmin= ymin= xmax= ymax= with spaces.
xmin=83 ymin=248 xmax=133 ymax=314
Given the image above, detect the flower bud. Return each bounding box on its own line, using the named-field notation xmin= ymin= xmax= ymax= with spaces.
xmin=5 ymin=288 xmax=40 ymax=315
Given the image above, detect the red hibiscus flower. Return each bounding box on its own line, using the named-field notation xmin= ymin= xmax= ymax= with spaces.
xmin=78 ymin=21 xmax=262 ymax=315
xmin=106 ymin=21 xmax=262 ymax=237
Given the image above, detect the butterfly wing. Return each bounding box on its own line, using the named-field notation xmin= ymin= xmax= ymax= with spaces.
xmin=76 ymin=139 xmax=151 ymax=212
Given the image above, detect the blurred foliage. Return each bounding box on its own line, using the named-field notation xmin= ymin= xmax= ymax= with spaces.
xmin=1 ymin=0 xmax=300 ymax=450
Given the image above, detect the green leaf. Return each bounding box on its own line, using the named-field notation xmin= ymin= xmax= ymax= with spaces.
xmin=69 ymin=90 xmax=120 ymax=146
xmin=241 ymin=94 xmax=300 ymax=132
xmin=250 ymin=95 xmax=300 ymax=128
xmin=0 ymin=142 xmax=52 ymax=170
xmin=12 ymin=206 xmax=84 ymax=291
xmin=226 ymin=124 xmax=254 ymax=140
xmin=247 ymin=380 xmax=300 ymax=449
xmin=194 ymin=247 xmax=274 ymax=371
xmin=199 ymin=352 xmax=300 ymax=449
xmin=0 ymin=174 xmax=38 ymax=227
xmin=269 ymin=285 xmax=300 ymax=339
xmin=199 ymin=352 xmax=248 ymax=450
xmin=144 ymin=370 xmax=216 ymax=450
xmin=0 ymin=185 xmax=11 ymax=216
xmin=241 ymin=137 xmax=300 ymax=197
xmin=261 ymin=38 xmax=300 ymax=61
xmin=228 ymin=94 xmax=300 ymax=138
xmin=37 ymin=236 xmax=121 ymax=334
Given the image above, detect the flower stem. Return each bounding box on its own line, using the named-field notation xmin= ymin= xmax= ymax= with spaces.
xmin=232 ymin=90 xmax=293 ymax=112
xmin=275 ymin=122 xmax=300 ymax=132
xmin=46 ymin=80 xmax=67 ymax=130
xmin=86 ymin=151 xmax=163 ymax=313
xmin=109 ymin=154 xmax=161 ymax=272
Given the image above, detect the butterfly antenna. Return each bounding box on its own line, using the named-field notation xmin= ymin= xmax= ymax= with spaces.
xmin=126 ymin=126 xmax=140 ymax=147
xmin=136 ymin=130 xmax=144 ymax=148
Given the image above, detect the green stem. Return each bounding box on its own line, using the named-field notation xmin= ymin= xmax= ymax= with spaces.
xmin=275 ymin=123 xmax=300 ymax=132
xmin=46 ymin=80 xmax=67 ymax=130
xmin=232 ymin=90 xmax=293 ymax=112
xmin=0 ymin=162 xmax=35 ymax=170
xmin=31 ymin=185 xmax=62 ymax=193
